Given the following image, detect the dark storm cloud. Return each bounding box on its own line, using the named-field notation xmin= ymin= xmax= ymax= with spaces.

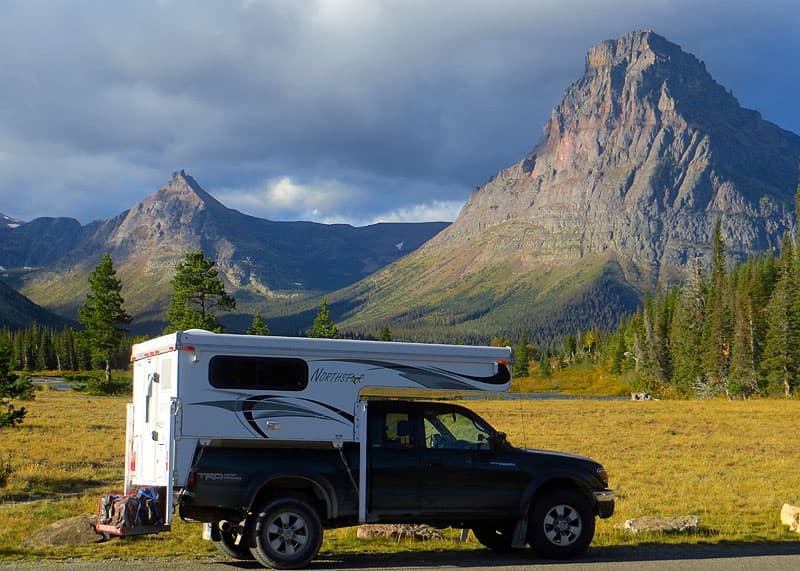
xmin=0 ymin=0 xmax=797 ymax=225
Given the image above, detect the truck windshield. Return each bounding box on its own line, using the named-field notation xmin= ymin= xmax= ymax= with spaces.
xmin=422 ymin=409 xmax=493 ymax=450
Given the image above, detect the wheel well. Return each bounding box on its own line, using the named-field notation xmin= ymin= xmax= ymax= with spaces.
xmin=248 ymin=477 xmax=332 ymax=521
xmin=531 ymin=479 xmax=594 ymax=512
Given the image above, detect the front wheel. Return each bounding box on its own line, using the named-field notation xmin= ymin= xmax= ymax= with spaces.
xmin=250 ymin=497 xmax=323 ymax=570
xmin=528 ymin=488 xmax=595 ymax=559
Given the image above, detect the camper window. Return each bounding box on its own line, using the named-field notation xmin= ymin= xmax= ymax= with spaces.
xmin=209 ymin=356 xmax=309 ymax=391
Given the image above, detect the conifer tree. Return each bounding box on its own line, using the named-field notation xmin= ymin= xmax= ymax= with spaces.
xmin=246 ymin=312 xmax=270 ymax=336
xmin=513 ymin=331 xmax=531 ymax=378
xmin=670 ymin=257 xmax=707 ymax=395
xmin=0 ymin=336 xmax=34 ymax=428
xmin=309 ymin=298 xmax=339 ymax=339
xmin=701 ymin=219 xmax=732 ymax=390
xmin=760 ymin=236 xmax=798 ymax=397
xmin=79 ymin=254 xmax=131 ymax=384
xmin=165 ymin=251 xmax=236 ymax=333
xmin=378 ymin=326 xmax=393 ymax=341
xmin=609 ymin=333 xmax=627 ymax=374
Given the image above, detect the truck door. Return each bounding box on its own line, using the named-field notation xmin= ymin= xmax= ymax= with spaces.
xmin=366 ymin=405 xmax=425 ymax=517
xmin=417 ymin=406 xmax=525 ymax=517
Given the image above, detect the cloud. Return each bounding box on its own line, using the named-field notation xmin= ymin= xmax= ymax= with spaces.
xmin=0 ymin=0 xmax=797 ymax=224
xmin=220 ymin=176 xmax=361 ymax=221
xmin=365 ymin=200 xmax=465 ymax=225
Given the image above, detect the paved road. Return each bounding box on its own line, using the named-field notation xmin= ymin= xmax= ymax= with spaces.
xmin=3 ymin=544 xmax=800 ymax=571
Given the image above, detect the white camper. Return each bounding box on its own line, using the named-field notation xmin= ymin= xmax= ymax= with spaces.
xmin=115 ymin=330 xmax=513 ymax=533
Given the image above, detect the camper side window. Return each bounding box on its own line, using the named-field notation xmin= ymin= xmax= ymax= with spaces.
xmin=209 ymin=356 xmax=308 ymax=391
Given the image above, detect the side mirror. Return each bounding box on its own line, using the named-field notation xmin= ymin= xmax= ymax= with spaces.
xmin=490 ymin=431 xmax=507 ymax=451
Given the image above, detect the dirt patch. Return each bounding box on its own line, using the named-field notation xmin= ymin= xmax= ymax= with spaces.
xmin=22 ymin=513 xmax=106 ymax=547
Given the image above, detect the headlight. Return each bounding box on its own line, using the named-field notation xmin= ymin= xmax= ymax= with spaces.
xmin=596 ymin=466 xmax=609 ymax=486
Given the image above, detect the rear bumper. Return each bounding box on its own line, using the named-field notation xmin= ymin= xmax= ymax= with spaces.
xmin=593 ymin=489 xmax=615 ymax=518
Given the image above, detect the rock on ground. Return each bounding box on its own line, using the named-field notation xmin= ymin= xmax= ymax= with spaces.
xmin=781 ymin=504 xmax=800 ymax=533
xmin=356 ymin=524 xmax=444 ymax=541
xmin=618 ymin=515 xmax=700 ymax=534
xmin=22 ymin=513 xmax=105 ymax=547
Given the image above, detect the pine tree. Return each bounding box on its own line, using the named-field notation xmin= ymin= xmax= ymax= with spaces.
xmin=0 ymin=335 xmax=34 ymax=428
xmin=670 ymin=257 xmax=707 ymax=395
xmin=378 ymin=326 xmax=393 ymax=341
xmin=309 ymin=298 xmax=339 ymax=339
xmin=513 ymin=331 xmax=531 ymax=378
xmin=609 ymin=333 xmax=627 ymax=374
xmin=728 ymin=264 xmax=758 ymax=397
xmin=79 ymin=254 xmax=132 ymax=384
xmin=701 ymin=219 xmax=733 ymax=392
xmin=760 ymin=237 xmax=798 ymax=397
xmin=165 ymin=251 xmax=236 ymax=333
xmin=246 ymin=313 xmax=270 ymax=336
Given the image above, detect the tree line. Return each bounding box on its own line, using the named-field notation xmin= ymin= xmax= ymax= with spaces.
xmin=606 ymin=218 xmax=796 ymax=398
xmin=520 ymin=213 xmax=799 ymax=399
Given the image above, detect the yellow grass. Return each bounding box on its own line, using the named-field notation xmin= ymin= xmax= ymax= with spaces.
xmin=512 ymin=362 xmax=632 ymax=396
xmin=1 ymin=389 xmax=799 ymax=561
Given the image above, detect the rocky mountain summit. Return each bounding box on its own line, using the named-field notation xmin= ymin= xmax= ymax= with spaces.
xmin=446 ymin=30 xmax=799 ymax=279
xmin=336 ymin=30 xmax=800 ymax=340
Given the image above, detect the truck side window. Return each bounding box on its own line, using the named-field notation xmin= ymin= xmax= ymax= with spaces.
xmin=383 ymin=412 xmax=414 ymax=449
xmin=209 ymin=356 xmax=308 ymax=390
xmin=423 ymin=410 xmax=492 ymax=450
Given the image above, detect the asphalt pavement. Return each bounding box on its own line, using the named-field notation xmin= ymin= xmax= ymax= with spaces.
xmin=2 ymin=543 xmax=800 ymax=571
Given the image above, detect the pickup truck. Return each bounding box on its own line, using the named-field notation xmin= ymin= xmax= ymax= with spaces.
xmin=102 ymin=332 xmax=613 ymax=570
xmin=183 ymin=399 xmax=614 ymax=568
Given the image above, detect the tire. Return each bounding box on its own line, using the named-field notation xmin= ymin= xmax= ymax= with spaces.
xmin=212 ymin=521 xmax=254 ymax=561
xmin=250 ymin=497 xmax=323 ymax=570
xmin=472 ymin=524 xmax=515 ymax=552
xmin=528 ymin=488 xmax=595 ymax=559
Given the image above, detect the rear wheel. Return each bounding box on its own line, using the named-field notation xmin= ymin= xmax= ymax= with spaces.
xmin=472 ymin=524 xmax=515 ymax=552
xmin=250 ymin=497 xmax=323 ymax=570
xmin=212 ymin=521 xmax=253 ymax=561
xmin=528 ymin=488 xmax=594 ymax=559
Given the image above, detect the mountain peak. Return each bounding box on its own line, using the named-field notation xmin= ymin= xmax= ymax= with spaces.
xmin=586 ymin=30 xmax=685 ymax=70
xmin=337 ymin=30 xmax=800 ymax=341
xmin=158 ymin=169 xmax=223 ymax=210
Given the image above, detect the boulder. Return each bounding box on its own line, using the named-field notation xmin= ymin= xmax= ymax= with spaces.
xmin=620 ymin=515 xmax=700 ymax=534
xmin=22 ymin=513 xmax=105 ymax=547
xmin=781 ymin=504 xmax=800 ymax=533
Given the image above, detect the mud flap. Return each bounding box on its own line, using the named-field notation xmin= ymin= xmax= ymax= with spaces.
xmin=512 ymin=516 xmax=528 ymax=549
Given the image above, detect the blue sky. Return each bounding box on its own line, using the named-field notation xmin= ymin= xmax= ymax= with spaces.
xmin=1 ymin=0 xmax=798 ymax=226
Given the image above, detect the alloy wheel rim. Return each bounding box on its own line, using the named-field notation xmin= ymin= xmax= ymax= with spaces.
xmin=542 ymin=504 xmax=582 ymax=546
xmin=266 ymin=511 xmax=309 ymax=555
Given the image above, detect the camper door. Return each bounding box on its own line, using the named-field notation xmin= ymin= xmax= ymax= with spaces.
xmin=131 ymin=355 xmax=176 ymax=489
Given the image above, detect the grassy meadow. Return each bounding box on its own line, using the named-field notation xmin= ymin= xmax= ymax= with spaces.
xmin=1 ymin=387 xmax=799 ymax=561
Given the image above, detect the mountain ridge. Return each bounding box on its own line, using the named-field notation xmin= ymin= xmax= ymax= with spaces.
xmin=0 ymin=171 xmax=448 ymax=332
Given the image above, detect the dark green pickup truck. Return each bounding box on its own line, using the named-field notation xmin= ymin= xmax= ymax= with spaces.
xmin=180 ymin=400 xmax=614 ymax=569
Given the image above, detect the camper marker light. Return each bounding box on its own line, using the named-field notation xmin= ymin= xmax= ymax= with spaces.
xmin=129 ymin=451 xmax=136 ymax=472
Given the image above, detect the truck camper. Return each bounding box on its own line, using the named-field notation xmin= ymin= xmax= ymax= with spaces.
xmin=98 ymin=330 xmax=613 ymax=569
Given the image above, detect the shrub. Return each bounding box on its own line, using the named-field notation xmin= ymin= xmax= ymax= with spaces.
xmin=67 ymin=371 xmax=131 ymax=396
xmin=0 ymin=455 xmax=13 ymax=488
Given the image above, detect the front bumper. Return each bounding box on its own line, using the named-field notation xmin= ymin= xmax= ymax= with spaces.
xmin=593 ymin=489 xmax=615 ymax=518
